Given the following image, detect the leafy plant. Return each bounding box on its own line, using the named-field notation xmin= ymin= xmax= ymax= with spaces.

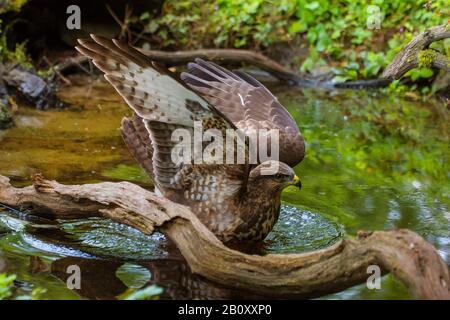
xmin=0 ymin=19 xmax=32 ymax=67
xmin=0 ymin=0 xmax=28 ymax=14
xmin=133 ymin=0 xmax=448 ymax=84
xmin=0 ymin=272 xmax=47 ymax=300
xmin=0 ymin=102 xmax=14 ymax=130
xmin=0 ymin=273 xmax=15 ymax=300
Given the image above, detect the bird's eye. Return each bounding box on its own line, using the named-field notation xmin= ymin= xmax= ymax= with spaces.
xmin=275 ymin=174 xmax=283 ymax=179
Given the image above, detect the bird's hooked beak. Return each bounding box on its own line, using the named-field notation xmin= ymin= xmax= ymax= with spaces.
xmin=293 ymin=175 xmax=302 ymax=189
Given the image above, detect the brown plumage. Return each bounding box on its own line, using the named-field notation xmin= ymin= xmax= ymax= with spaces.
xmin=121 ymin=113 xmax=154 ymax=178
xmin=181 ymin=59 xmax=305 ymax=167
xmin=75 ymin=35 xmax=305 ymax=242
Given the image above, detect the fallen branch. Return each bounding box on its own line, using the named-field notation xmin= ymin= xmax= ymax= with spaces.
xmin=137 ymin=48 xmax=305 ymax=84
xmin=58 ymin=25 xmax=449 ymax=89
xmin=138 ymin=24 xmax=450 ymax=88
xmin=0 ymin=174 xmax=449 ymax=299
xmin=57 ymin=49 xmax=306 ymax=84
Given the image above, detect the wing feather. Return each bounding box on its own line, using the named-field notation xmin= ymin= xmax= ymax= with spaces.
xmin=76 ymin=35 xmax=247 ymax=203
xmin=121 ymin=114 xmax=154 ymax=180
xmin=181 ymin=58 xmax=305 ymax=166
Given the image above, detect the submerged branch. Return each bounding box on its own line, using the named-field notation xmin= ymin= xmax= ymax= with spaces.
xmin=0 ymin=175 xmax=449 ymax=299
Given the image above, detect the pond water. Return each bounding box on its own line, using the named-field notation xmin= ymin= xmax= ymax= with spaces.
xmin=0 ymin=75 xmax=448 ymax=299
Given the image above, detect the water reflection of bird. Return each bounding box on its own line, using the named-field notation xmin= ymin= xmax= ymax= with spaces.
xmin=76 ymin=35 xmax=305 ymax=242
xmin=51 ymin=255 xmax=266 ymax=300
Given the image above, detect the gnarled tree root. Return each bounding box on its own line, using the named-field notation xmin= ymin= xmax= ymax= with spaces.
xmin=0 ymin=174 xmax=449 ymax=299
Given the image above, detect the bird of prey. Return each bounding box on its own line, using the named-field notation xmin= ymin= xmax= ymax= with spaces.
xmin=76 ymin=35 xmax=305 ymax=243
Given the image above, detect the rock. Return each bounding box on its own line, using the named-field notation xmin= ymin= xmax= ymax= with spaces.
xmin=2 ymin=65 xmax=66 ymax=109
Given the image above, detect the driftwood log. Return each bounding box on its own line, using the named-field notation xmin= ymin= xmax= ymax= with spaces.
xmin=0 ymin=174 xmax=449 ymax=299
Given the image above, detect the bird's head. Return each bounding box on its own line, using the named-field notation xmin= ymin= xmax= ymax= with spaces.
xmin=249 ymin=160 xmax=301 ymax=192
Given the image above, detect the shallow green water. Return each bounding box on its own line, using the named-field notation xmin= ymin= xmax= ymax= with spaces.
xmin=0 ymin=76 xmax=448 ymax=299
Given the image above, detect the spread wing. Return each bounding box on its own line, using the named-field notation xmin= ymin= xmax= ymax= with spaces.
xmin=180 ymin=59 xmax=305 ymax=167
xmin=75 ymin=35 xmax=248 ymax=203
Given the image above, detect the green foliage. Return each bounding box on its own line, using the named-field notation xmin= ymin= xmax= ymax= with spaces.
xmin=0 ymin=0 xmax=28 ymax=14
xmin=0 ymin=102 xmax=14 ymax=130
xmin=405 ymin=67 xmax=434 ymax=81
xmin=137 ymin=0 xmax=449 ymax=82
xmin=417 ymin=49 xmax=436 ymax=68
xmin=0 ymin=272 xmax=47 ymax=300
xmin=0 ymin=19 xmax=32 ymax=67
xmin=0 ymin=273 xmax=15 ymax=299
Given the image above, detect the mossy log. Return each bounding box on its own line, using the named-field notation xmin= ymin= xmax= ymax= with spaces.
xmin=0 ymin=174 xmax=449 ymax=299
xmin=382 ymin=24 xmax=450 ymax=79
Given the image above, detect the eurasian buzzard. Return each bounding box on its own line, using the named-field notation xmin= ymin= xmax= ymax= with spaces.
xmin=76 ymin=35 xmax=305 ymax=242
